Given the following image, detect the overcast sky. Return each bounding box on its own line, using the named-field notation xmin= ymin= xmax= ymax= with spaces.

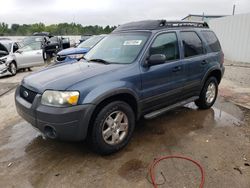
xmin=0 ymin=0 xmax=249 ymax=26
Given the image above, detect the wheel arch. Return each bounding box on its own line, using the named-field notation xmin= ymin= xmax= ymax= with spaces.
xmin=202 ymin=68 xmax=222 ymax=85
xmin=9 ymin=60 xmax=17 ymax=71
xmin=87 ymin=91 xmax=140 ymax=138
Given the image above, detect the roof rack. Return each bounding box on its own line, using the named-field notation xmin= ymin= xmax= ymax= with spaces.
xmin=113 ymin=20 xmax=209 ymax=33
xmin=163 ymin=20 xmax=209 ymax=28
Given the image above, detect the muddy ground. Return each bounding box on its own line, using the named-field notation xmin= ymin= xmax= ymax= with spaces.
xmin=0 ymin=63 xmax=250 ymax=188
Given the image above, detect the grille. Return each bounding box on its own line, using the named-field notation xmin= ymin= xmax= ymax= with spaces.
xmin=20 ymin=86 xmax=37 ymax=103
xmin=56 ymin=55 xmax=66 ymax=62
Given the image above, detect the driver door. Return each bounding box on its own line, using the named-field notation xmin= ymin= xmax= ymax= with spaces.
xmin=140 ymin=32 xmax=184 ymax=112
xmin=15 ymin=41 xmax=44 ymax=68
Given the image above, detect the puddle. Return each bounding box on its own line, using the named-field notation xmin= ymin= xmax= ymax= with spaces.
xmin=183 ymin=99 xmax=245 ymax=127
xmin=213 ymin=107 xmax=243 ymax=127
xmin=0 ymin=97 xmax=249 ymax=188
xmin=0 ymin=98 xmax=246 ymax=164
xmin=0 ymin=122 xmax=40 ymax=162
xmin=118 ymin=159 xmax=147 ymax=182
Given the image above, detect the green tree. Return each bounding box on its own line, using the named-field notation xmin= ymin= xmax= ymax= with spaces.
xmin=0 ymin=22 xmax=117 ymax=36
xmin=0 ymin=22 xmax=9 ymax=36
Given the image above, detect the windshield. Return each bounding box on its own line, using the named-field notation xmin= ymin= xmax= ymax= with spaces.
xmin=84 ymin=33 xmax=150 ymax=64
xmin=77 ymin=35 xmax=105 ymax=49
xmin=0 ymin=41 xmax=12 ymax=52
xmin=21 ymin=36 xmax=44 ymax=47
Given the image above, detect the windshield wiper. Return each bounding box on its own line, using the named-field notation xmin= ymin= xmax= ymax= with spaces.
xmin=88 ymin=58 xmax=110 ymax=64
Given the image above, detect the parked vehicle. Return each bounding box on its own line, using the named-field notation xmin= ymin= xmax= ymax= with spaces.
xmin=0 ymin=37 xmax=12 ymax=41
xmin=79 ymin=34 xmax=92 ymax=43
xmin=0 ymin=40 xmax=45 ymax=77
xmin=56 ymin=34 xmax=107 ymax=63
xmin=22 ymin=32 xmax=70 ymax=59
xmin=15 ymin=20 xmax=224 ymax=154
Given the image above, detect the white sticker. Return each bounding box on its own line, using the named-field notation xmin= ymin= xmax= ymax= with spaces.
xmin=123 ymin=40 xmax=142 ymax=46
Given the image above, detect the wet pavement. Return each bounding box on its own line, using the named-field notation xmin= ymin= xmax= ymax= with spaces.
xmin=0 ymin=63 xmax=250 ymax=188
xmin=0 ymin=94 xmax=250 ymax=188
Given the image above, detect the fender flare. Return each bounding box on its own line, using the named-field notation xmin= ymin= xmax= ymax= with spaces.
xmin=201 ymin=66 xmax=222 ymax=87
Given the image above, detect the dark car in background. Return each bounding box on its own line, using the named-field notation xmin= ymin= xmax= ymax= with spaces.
xmin=79 ymin=34 xmax=92 ymax=43
xmin=56 ymin=34 xmax=107 ymax=63
xmin=22 ymin=32 xmax=70 ymax=60
xmin=15 ymin=20 xmax=224 ymax=155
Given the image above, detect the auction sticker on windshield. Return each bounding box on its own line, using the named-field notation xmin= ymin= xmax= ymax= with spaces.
xmin=123 ymin=40 xmax=142 ymax=45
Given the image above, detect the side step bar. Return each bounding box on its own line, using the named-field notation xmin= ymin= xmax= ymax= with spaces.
xmin=144 ymin=96 xmax=199 ymax=119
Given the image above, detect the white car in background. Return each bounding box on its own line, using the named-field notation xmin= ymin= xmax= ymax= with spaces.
xmin=0 ymin=39 xmax=45 ymax=77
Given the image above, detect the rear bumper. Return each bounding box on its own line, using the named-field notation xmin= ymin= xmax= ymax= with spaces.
xmin=15 ymin=86 xmax=95 ymax=141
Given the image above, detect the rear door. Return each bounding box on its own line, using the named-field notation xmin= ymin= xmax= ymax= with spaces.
xmin=179 ymin=30 xmax=207 ymax=100
xmin=140 ymin=32 xmax=184 ymax=112
xmin=14 ymin=41 xmax=44 ymax=68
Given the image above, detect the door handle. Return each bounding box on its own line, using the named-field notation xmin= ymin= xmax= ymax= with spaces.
xmin=201 ymin=60 xmax=208 ymax=65
xmin=172 ymin=66 xmax=181 ymax=72
xmin=36 ymin=52 xmax=42 ymax=55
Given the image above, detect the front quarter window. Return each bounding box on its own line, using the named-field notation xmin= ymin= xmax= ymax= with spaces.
xmin=84 ymin=33 xmax=150 ymax=64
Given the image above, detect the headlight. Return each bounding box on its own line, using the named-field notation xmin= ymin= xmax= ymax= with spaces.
xmin=0 ymin=58 xmax=7 ymax=65
xmin=67 ymin=54 xmax=84 ymax=59
xmin=41 ymin=90 xmax=79 ymax=107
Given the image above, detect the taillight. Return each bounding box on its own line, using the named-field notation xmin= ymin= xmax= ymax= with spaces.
xmin=221 ymin=52 xmax=224 ymax=64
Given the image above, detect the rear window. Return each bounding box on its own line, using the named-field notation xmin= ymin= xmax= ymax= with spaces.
xmin=201 ymin=31 xmax=221 ymax=52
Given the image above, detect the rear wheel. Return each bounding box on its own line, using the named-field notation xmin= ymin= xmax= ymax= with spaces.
xmin=90 ymin=101 xmax=135 ymax=155
xmin=9 ymin=62 xmax=17 ymax=76
xmin=195 ymin=77 xmax=218 ymax=109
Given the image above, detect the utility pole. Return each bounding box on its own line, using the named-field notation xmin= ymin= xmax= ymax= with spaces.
xmin=232 ymin=4 xmax=236 ymax=15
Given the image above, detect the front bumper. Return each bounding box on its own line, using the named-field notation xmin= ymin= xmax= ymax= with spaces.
xmin=0 ymin=63 xmax=10 ymax=76
xmin=15 ymin=86 xmax=95 ymax=141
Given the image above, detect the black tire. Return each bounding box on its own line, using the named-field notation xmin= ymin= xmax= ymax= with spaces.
xmin=9 ymin=62 xmax=17 ymax=76
xmin=90 ymin=101 xmax=135 ymax=155
xmin=195 ymin=77 xmax=218 ymax=109
xmin=42 ymin=49 xmax=47 ymax=61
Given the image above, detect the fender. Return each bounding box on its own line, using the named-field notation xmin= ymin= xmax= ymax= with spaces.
xmin=201 ymin=64 xmax=222 ymax=87
xmin=82 ymin=80 xmax=141 ymax=106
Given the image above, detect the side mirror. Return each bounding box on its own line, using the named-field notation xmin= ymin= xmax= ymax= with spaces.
xmin=147 ymin=54 xmax=166 ymax=66
xmin=16 ymin=50 xmax=23 ymax=54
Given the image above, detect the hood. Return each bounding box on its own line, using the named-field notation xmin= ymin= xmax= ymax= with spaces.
xmin=22 ymin=61 xmax=123 ymax=93
xmin=57 ymin=47 xmax=90 ymax=56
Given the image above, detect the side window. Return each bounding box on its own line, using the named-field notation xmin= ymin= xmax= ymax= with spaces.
xmin=21 ymin=42 xmax=42 ymax=52
xmin=150 ymin=33 xmax=179 ymax=61
xmin=201 ymin=31 xmax=221 ymax=52
xmin=180 ymin=31 xmax=204 ymax=58
xmin=13 ymin=43 xmax=19 ymax=52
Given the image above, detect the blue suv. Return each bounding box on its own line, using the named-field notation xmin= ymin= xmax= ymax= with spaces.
xmin=15 ymin=20 xmax=224 ymax=154
xmin=56 ymin=35 xmax=106 ymax=63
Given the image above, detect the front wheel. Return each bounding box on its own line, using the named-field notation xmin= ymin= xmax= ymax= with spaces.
xmin=195 ymin=77 xmax=218 ymax=109
xmin=90 ymin=101 xmax=135 ymax=155
xmin=9 ymin=62 xmax=17 ymax=76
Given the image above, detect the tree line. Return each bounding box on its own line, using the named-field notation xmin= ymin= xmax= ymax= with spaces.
xmin=0 ymin=22 xmax=117 ymax=36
